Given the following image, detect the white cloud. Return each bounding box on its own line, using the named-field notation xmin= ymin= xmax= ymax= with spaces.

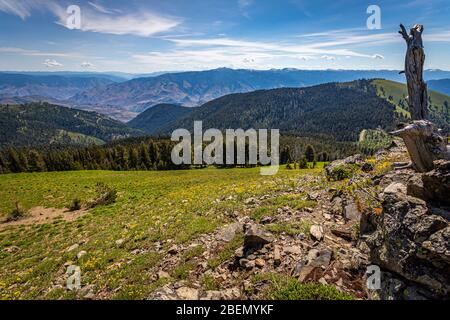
xmin=81 ymin=61 xmax=95 ymax=68
xmin=167 ymin=37 xmax=376 ymax=58
xmin=0 ymin=0 xmax=182 ymax=37
xmin=0 ymin=47 xmax=71 ymax=57
xmin=372 ymin=54 xmax=384 ymax=59
xmin=88 ymin=1 xmax=120 ymax=14
xmin=238 ymin=0 xmax=253 ymax=8
xmin=321 ymin=55 xmax=336 ymax=61
xmin=0 ymin=0 xmax=33 ymax=19
xmin=43 ymin=59 xmax=63 ymax=67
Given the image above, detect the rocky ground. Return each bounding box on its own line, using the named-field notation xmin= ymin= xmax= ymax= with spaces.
xmin=130 ymin=142 xmax=448 ymax=300
xmin=52 ymin=141 xmax=448 ymax=300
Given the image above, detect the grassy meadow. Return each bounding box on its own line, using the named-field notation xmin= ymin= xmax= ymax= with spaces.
xmin=0 ymin=165 xmax=324 ymax=299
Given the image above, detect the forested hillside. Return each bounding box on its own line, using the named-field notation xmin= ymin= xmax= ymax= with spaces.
xmin=372 ymin=79 xmax=450 ymax=132
xmin=128 ymin=104 xmax=194 ymax=134
xmin=155 ymin=80 xmax=397 ymax=142
xmin=0 ymin=103 xmax=143 ymax=149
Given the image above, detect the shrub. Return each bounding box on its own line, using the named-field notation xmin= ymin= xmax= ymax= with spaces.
xmin=86 ymin=183 xmax=117 ymax=208
xmin=298 ymin=157 xmax=308 ymax=169
xmin=68 ymin=198 xmax=81 ymax=211
xmin=327 ymin=164 xmax=358 ymax=181
xmin=7 ymin=202 xmax=26 ymax=222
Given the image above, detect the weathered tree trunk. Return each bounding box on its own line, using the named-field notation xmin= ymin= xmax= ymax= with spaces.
xmin=399 ymin=24 xmax=428 ymax=120
xmin=391 ymin=121 xmax=448 ymax=172
xmin=394 ymin=24 xmax=449 ymax=172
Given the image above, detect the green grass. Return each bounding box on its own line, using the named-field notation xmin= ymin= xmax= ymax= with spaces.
xmin=207 ymin=233 xmax=244 ymax=270
xmin=0 ymin=166 xmax=322 ymax=299
xmin=372 ymin=79 xmax=450 ymax=118
xmin=266 ymin=220 xmax=312 ymax=236
xmin=250 ymin=194 xmax=316 ymax=222
xmin=253 ymin=273 xmax=355 ymax=300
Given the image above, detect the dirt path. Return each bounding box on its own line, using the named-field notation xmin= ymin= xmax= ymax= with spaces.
xmin=0 ymin=206 xmax=89 ymax=229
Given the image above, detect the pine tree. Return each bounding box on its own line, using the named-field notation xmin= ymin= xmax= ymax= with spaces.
xmin=7 ymin=148 xmax=26 ymax=173
xmin=304 ymin=144 xmax=315 ymax=163
xmin=27 ymin=150 xmax=46 ymax=172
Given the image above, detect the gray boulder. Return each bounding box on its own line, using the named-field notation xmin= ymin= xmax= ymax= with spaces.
xmin=365 ymin=185 xmax=449 ymax=297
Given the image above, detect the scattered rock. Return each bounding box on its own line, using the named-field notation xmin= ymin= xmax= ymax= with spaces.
xmin=234 ymin=247 xmax=244 ymax=259
xmin=167 ymin=245 xmax=179 ymax=255
xmin=383 ymin=182 xmax=407 ymax=195
xmin=293 ymin=248 xmax=332 ymax=282
xmin=77 ymin=251 xmax=87 ymax=259
xmin=260 ymin=216 xmax=275 ymax=224
xmin=344 ymin=201 xmax=361 ymax=221
xmin=67 ymin=244 xmax=79 ymax=252
xmin=273 ymin=245 xmax=281 ymax=266
xmin=310 ymin=225 xmax=324 ymax=241
xmin=255 ymin=259 xmax=265 ymax=268
xmin=4 ymin=246 xmax=20 ymax=253
xmin=331 ymin=227 xmax=354 ymax=241
xmin=217 ymin=222 xmax=243 ymax=242
xmin=157 ymin=271 xmax=170 ymax=279
xmin=176 ymin=287 xmax=199 ymax=300
xmin=243 ymin=223 xmax=273 ymax=253
xmin=115 ymin=239 xmax=125 ymax=246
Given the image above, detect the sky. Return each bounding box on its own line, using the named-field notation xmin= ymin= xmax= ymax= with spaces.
xmin=0 ymin=0 xmax=450 ymax=73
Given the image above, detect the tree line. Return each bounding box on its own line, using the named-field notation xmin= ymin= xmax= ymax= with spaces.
xmin=0 ymin=134 xmax=349 ymax=174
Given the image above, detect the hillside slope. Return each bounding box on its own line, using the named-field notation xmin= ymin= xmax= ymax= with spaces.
xmin=154 ymin=80 xmax=397 ymax=142
xmin=0 ymin=102 xmax=143 ymax=149
xmin=372 ymin=79 xmax=450 ymax=131
xmin=0 ymin=73 xmax=116 ymax=100
xmin=428 ymin=78 xmax=450 ymax=96
xmin=128 ymin=104 xmax=194 ymax=134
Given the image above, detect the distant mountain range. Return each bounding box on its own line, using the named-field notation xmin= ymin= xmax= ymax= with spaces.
xmin=2 ymin=79 xmax=449 ymax=151
xmin=2 ymin=68 xmax=450 ymax=121
xmin=69 ymin=68 xmax=450 ymax=118
xmin=0 ymin=73 xmax=116 ymax=100
xmin=428 ymin=79 xmax=450 ymax=96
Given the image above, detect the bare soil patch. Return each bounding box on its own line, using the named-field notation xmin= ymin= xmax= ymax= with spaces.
xmin=1 ymin=206 xmax=89 ymax=229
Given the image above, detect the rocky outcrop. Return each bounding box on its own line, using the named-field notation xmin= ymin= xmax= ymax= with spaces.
xmin=422 ymin=160 xmax=450 ymax=205
xmin=364 ymin=179 xmax=450 ymax=299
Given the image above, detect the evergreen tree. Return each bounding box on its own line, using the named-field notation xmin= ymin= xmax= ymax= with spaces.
xmin=304 ymin=144 xmax=316 ymax=163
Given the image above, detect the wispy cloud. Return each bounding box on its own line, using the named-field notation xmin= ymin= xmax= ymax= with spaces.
xmin=167 ymin=36 xmax=382 ymax=58
xmin=81 ymin=61 xmax=95 ymax=68
xmin=238 ymin=0 xmax=254 ymax=9
xmin=88 ymin=1 xmax=120 ymax=14
xmin=0 ymin=0 xmax=34 ymax=19
xmin=43 ymin=59 xmax=63 ymax=67
xmin=0 ymin=0 xmax=182 ymax=37
xmin=0 ymin=47 xmax=71 ymax=57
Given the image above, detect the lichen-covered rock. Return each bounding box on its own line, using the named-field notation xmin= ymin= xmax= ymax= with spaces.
xmin=325 ymin=154 xmax=363 ymax=181
xmin=365 ymin=187 xmax=449 ymax=298
xmin=422 ymin=160 xmax=450 ymax=205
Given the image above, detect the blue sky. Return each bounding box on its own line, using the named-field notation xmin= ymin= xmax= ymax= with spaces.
xmin=1 ymin=0 xmax=450 ymax=72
